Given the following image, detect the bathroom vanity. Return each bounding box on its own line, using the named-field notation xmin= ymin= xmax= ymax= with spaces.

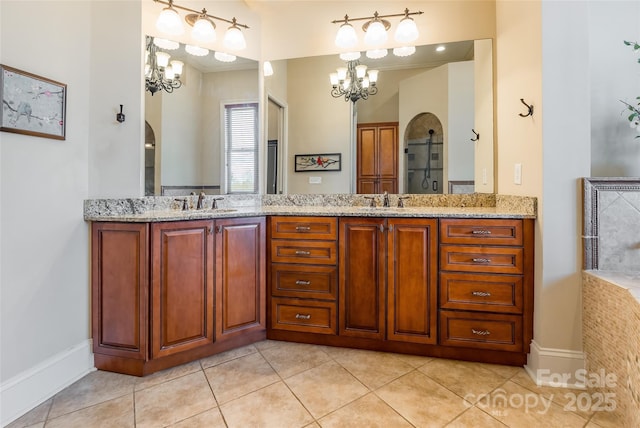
xmin=85 ymin=193 xmax=536 ymax=376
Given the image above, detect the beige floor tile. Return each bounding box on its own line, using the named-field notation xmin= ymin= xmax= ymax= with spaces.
xmin=376 ymin=370 xmax=471 ymax=427
xmin=168 ymin=408 xmax=227 ymax=428
xmin=330 ymin=348 xmax=414 ymax=389
xmin=260 ymin=340 xmax=331 ymax=378
xmin=252 ymin=339 xmax=282 ymax=351
xmin=134 ymin=371 xmax=216 ymax=428
xmin=445 ymin=407 xmax=507 ymax=428
xmin=284 ymin=360 xmax=368 ymax=418
xmin=476 ymin=362 xmax=522 ymax=379
xmin=6 ymin=399 xmax=51 ymax=428
xmin=476 ymin=380 xmax=588 ymax=427
xmin=45 ymin=395 xmax=133 ymax=428
xmin=318 ymin=393 xmax=412 ymax=428
xmin=204 ymin=351 xmax=279 ymax=404
xmin=200 ymin=343 xmax=258 ymax=369
xmin=220 ymin=381 xmax=314 ymax=427
xmin=134 ymin=360 xmax=202 ymax=391
xmin=510 ymin=369 xmax=595 ymax=419
xmin=48 ymin=370 xmax=136 ymax=418
xmin=419 ymin=358 xmax=509 ymax=402
xmin=588 ymin=408 xmax=627 ymax=428
xmin=390 ymin=352 xmax=433 ymax=368
xmin=304 ymin=422 xmax=321 ymax=428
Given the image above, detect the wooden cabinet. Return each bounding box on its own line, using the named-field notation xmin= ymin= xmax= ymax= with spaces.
xmin=269 ymin=216 xmax=338 ymax=335
xmin=151 ymin=220 xmax=214 ymax=359
xmin=215 ymin=217 xmax=266 ymax=343
xmin=357 ymin=123 xmax=398 ymax=194
xmin=91 ymin=217 xmax=266 ymax=376
xmin=438 ymin=218 xmax=534 ymax=356
xmin=339 ymin=217 xmax=438 ymax=344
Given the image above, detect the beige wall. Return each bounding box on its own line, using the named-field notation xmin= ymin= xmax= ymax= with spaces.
xmin=474 ymin=38 xmax=495 ymax=193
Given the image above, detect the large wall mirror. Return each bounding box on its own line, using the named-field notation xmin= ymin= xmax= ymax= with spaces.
xmin=266 ymin=38 xmax=494 ymax=195
xmin=144 ymin=36 xmax=258 ymax=196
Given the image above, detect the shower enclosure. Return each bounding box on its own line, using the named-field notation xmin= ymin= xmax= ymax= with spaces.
xmin=406 ymin=113 xmax=444 ymax=194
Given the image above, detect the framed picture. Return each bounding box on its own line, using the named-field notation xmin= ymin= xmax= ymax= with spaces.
xmin=1 ymin=64 xmax=66 ymax=140
xmin=295 ymin=153 xmax=341 ymax=172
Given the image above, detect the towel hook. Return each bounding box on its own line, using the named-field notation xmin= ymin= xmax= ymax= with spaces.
xmin=519 ymin=98 xmax=534 ymax=117
xmin=470 ymin=129 xmax=480 ymax=141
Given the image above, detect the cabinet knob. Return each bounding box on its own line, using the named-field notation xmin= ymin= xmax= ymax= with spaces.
xmin=295 ymin=280 xmax=311 ymax=285
xmin=471 ymin=291 xmax=491 ymax=297
xmin=295 ymin=313 xmax=311 ymax=320
xmin=471 ymin=329 xmax=491 ymax=336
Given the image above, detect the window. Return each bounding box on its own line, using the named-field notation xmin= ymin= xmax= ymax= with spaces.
xmin=224 ymin=103 xmax=258 ymax=193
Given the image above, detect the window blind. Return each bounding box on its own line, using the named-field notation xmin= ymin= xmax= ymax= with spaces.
xmin=224 ymin=103 xmax=258 ymax=193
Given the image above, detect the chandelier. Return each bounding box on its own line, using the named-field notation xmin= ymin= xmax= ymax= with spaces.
xmin=330 ymin=60 xmax=379 ymax=103
xmin=145 ymin=36 xmax=184 ymax=96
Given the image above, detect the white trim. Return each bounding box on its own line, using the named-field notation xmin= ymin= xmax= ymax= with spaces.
xmin=1 ymin=339 xmax=95 ymax=426
xmin=524 ymin=340 xmax=586 ymax=388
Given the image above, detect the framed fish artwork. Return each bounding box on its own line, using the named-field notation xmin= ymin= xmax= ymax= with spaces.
xmin=1 ymin=64 xmax=67 ymax=140
xmin=295 ymin=153 xmax=341 ymax=172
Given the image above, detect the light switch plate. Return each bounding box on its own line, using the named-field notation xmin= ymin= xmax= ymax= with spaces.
xmin=514 ymin=163 xmax=522 ymax=185
xmin=309 ymin=176 xmax=322 ymax=184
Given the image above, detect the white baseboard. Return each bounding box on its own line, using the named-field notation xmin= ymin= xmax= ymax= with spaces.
xmin=524 ymin=340 xmax=586 ymax=388
xmin=1 ymin=339 xmax=95 ymax=427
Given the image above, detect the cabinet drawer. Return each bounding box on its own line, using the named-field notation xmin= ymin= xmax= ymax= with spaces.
xmin=440 ymin=219 xmax=523 ymax=246
xmin=271 ymin=264 xmax=337 ymax=300
xmin=440 ymin=311 xmax=523 ymax=352
xmin=270 ymin=216 xmax=337 ymax=240
xmin=440 ymin=273 xmax=523 ymax=314
xmin=271 ymin=240 xmax=337 ymax=265
xmin=271 ymin=298 xmax=336 ymax=335
xmin=440 ymin=245 xmax=523 ymax=274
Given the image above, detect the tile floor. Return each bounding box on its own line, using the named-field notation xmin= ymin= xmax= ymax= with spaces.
xmin=8 ymin=340 xmax=623 ymax=428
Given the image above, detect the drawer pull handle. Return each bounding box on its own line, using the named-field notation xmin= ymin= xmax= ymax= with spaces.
xmin=295 ymin=250 xmax=311 ymax=256
xmin=472 ymin=230 xmax=492 ymax=235
xmin=472 ymin=258 xmax=491 ymax=264
xmin=472 ymin=291 xmax=492 ymax=297
xmin=472 ymin=329 xmax=491 ymax=336
xmin=295 ymin=226 xmax=311 ymax=231
xmin=295 ymin=280 xmax=311 ymax=285
xmin=295 ymin=313 xmax=311 ymax=320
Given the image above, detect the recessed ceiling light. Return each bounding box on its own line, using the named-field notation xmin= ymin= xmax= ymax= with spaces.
xmin=436 ymin=45 xmax=446 ymax=52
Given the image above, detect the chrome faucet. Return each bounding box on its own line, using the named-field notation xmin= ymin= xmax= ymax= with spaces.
xmin=211 ymin=197 xmax=224 ymax=209
xmin=383 ymin=191 xmax=390 ymax=208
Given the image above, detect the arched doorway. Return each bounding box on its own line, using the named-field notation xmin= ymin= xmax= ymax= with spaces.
xmin=405 ymin=113 xmax=443 ymax=194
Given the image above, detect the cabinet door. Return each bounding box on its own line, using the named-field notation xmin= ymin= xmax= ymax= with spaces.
xmin=151 ymin=220 xmax=214 ymax=359
xmin=339 ymin=218 xmax=386 ymax=340
xmin=377 ymin=125 xmax=398 ymax=180
xmin=215 ymin=217 xmax=266 ymax=342
xmin=387 ymin=218 xmax=438 ymax=344
xmin=357 ymin=178 xmax=377 ymax=194
xmin=357 ymin=126 xmax=378 ymax=178
xmin=92 ymin=222 xmax=148 ymax=360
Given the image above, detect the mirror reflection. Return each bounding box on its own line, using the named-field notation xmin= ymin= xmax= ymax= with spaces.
xmin=144 ymin=36 xmax=259 ymax=196
xmin=266 ymin=39 xmax=494 ymax=195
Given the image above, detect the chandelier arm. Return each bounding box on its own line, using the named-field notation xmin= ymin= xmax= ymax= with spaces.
xmin=331 ymin=10 xmax=423 ymax=25
xmin=153 ymin=0 xmax=250 ymax=29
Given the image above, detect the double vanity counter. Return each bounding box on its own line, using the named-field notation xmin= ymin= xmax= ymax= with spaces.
xmin=85 ymin=193 xmax=536 ymax=376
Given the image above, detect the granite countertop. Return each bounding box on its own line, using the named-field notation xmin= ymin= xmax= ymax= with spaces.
xmin=84 ymin=193 xmax=537 ymax=222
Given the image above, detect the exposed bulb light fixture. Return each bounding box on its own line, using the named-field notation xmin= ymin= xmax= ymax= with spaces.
xmin=153 ymin=0 xmax=249 ymax=51
xmin=145 ymin=36 xmax=183 ymax=96
xmin=394 ymin=9 xmax=419 ymax=44
xmin=332 ymin=9 xmax=422 ymax=50
xmin=335 ymin=15 xmax=358 ymax=49
xmin=330 ymin=60 xmax=379 ymax=103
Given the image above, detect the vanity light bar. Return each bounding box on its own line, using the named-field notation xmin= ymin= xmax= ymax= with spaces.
xmin=331 ymin=9 xmax=423 ymax=26
xmin=153 ymin=0 xmax=249 ymax=29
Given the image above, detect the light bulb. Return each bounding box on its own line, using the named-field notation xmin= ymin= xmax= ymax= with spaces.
xmin=223 ymin=20 xmax=246 ymax=51
xmin=336 ymin=67 xmax=348 ymax=81
xmin=367 ymin=69 xmax=379 ymax=84
xmin=366 ymin=49 xmax=388 ymax=59
xmin=393 ymin=46 xmax=416 ymax=57
xmin=330 ymin=73 xmax=339 ymax=86
xmin=263 ymin=61 xmax=274 ymax=77
xmin=394 ymin=16 xmax=419 ymax=44
xmin=164 ymin=64 xmax=175 ymax=80
xmin=364 ymin=20 xmax=387 ymax=46
xmin=155 ymin=51 xmax=170 ymax=68
xmin=355 ymin=64 xmax=368 ymax=79
xmin=156 ymin=5 xmax=184 ymax=36
xmin=170 ymin=60 xmax=183 ymax=76
xmin=335 ymin=21 xmax=358 ymax=49
xmin=192 ymin=16 xmax=216 ymax=43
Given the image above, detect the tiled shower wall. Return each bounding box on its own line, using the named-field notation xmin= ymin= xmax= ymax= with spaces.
xmin=582 ymin=178 xmax=640 ymax=426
